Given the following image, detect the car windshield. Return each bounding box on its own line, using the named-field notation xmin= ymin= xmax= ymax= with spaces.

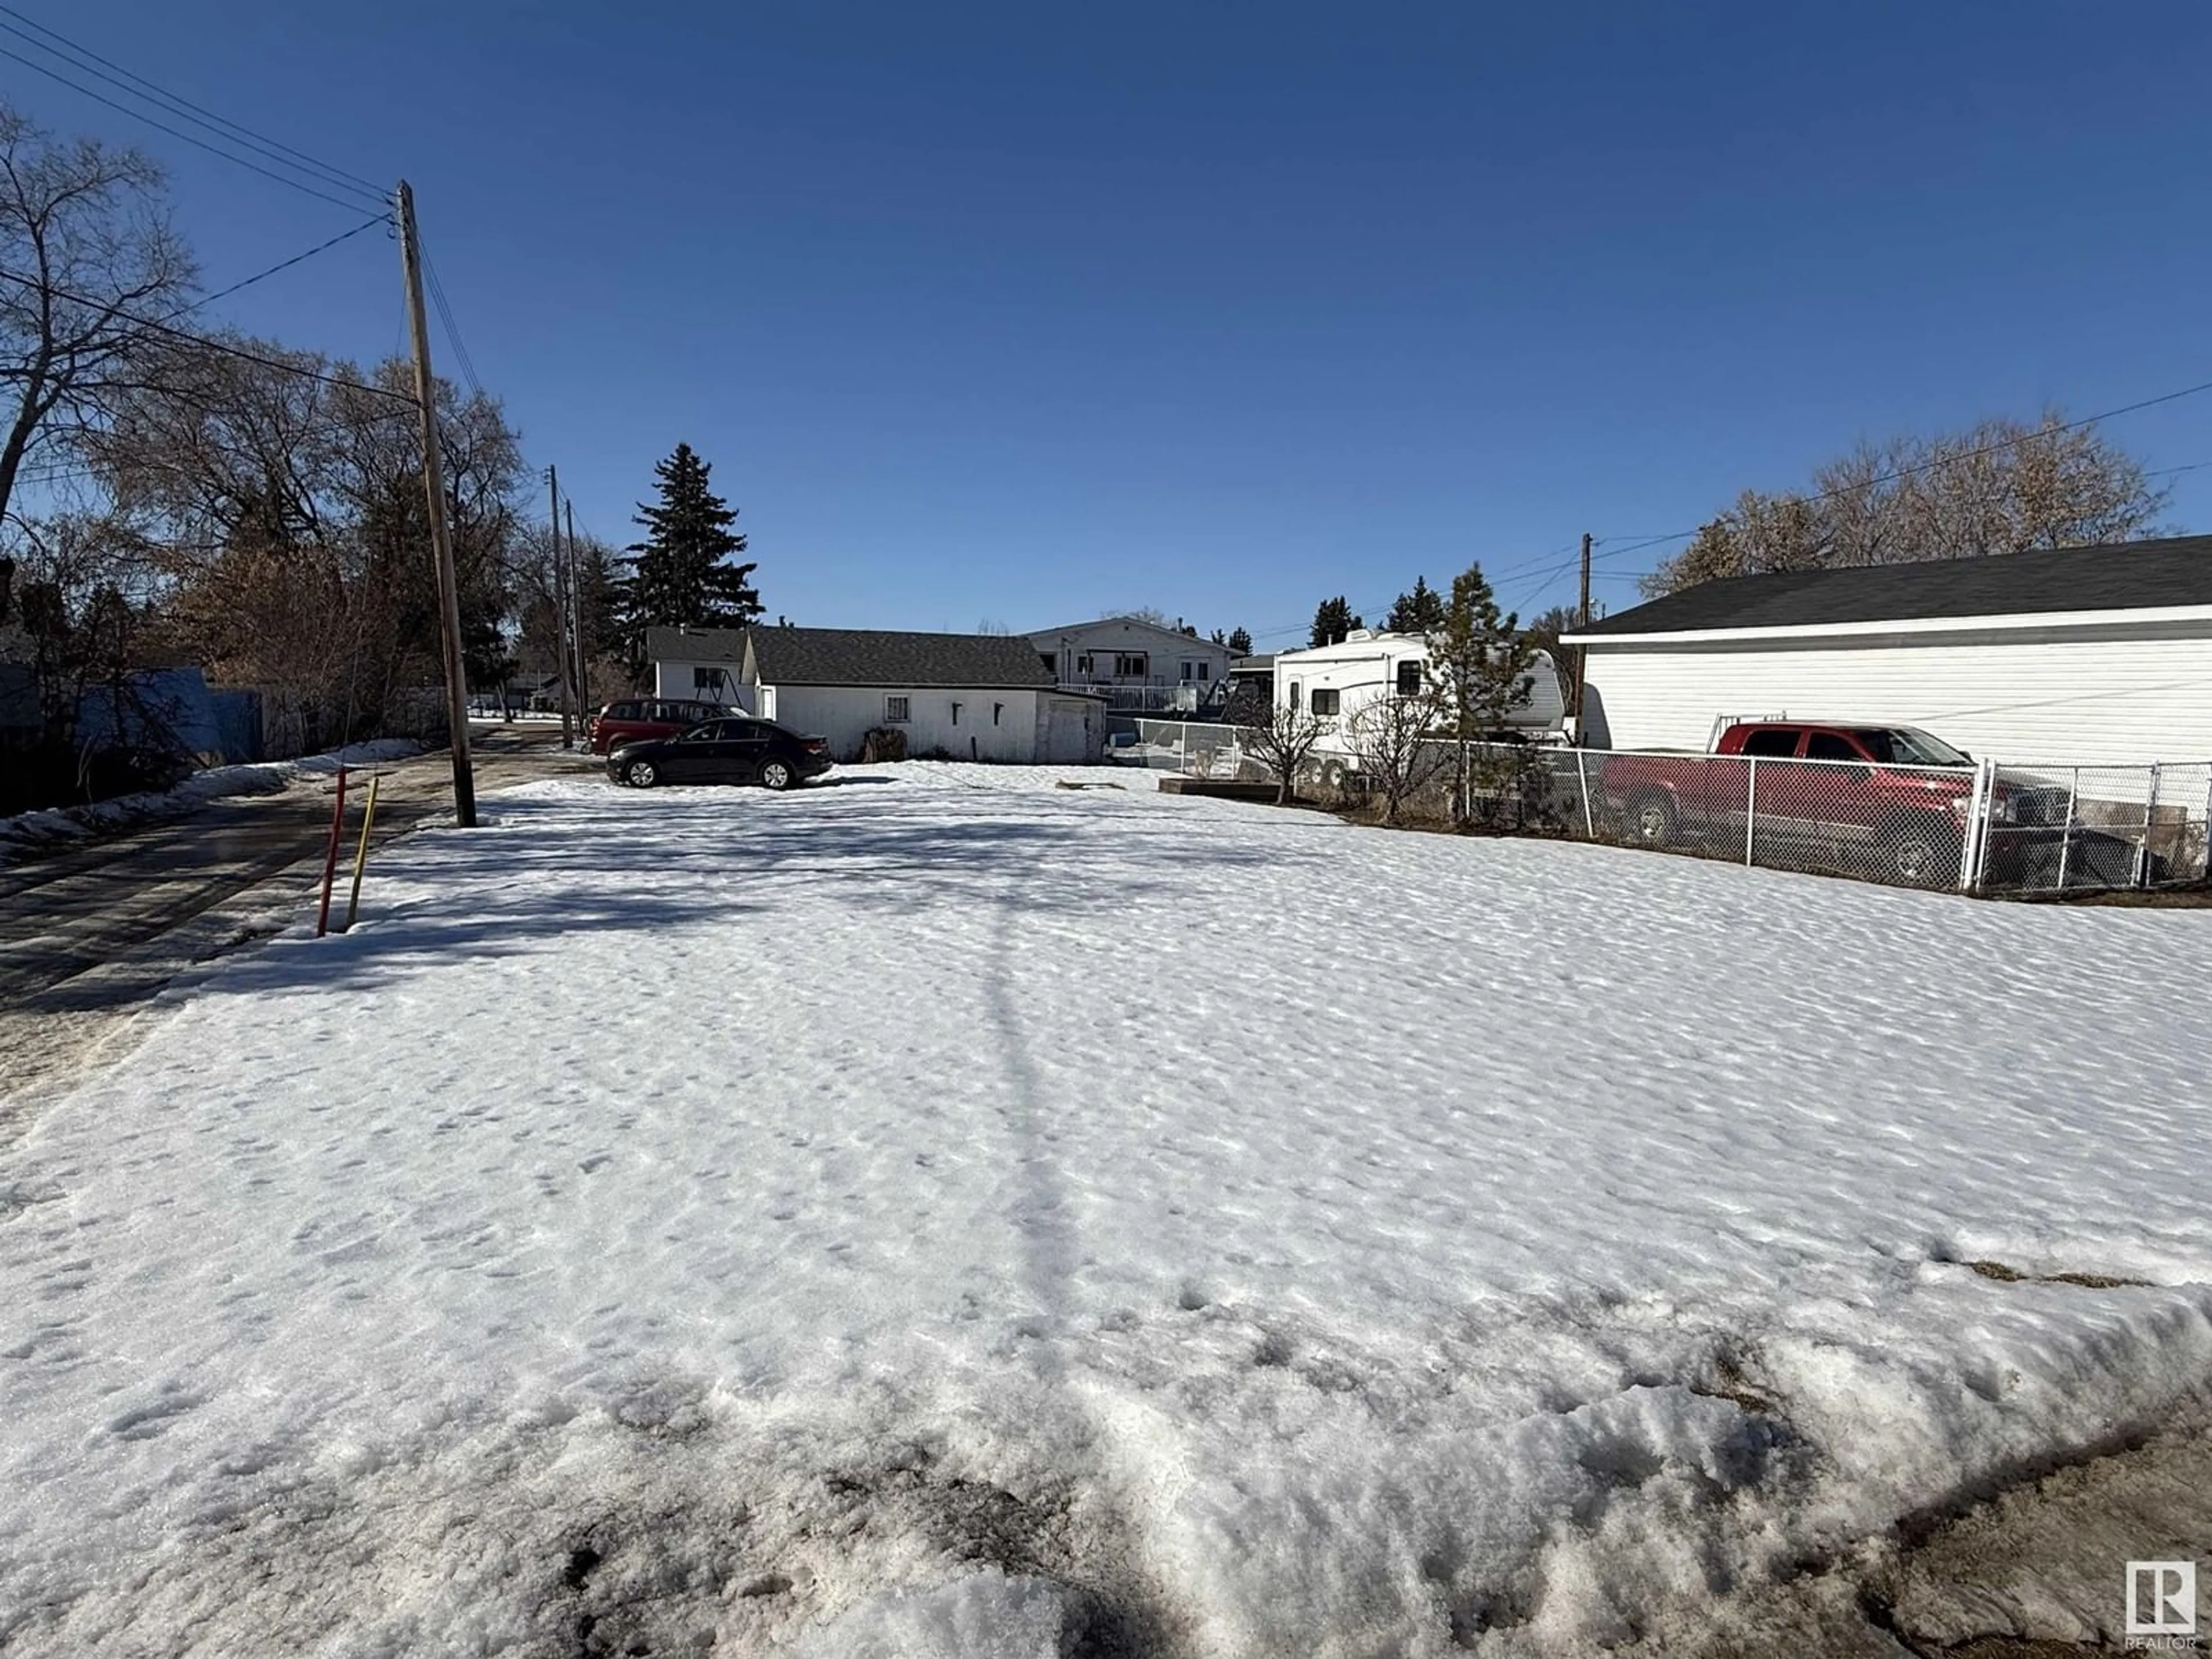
xmin=1854 ymin=727 xmax=1969 ymax=767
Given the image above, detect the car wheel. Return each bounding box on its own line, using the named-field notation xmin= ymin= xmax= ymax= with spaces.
xmin=1624 ymin=791 xmax=1676 ymax=847
xmin=1886 ymin=813 xmax=1960 ymax=887
xmin=624 ymin=760 xmax=658 ymax=788
xmin=760 ymin=759 xmax=794 ymax=791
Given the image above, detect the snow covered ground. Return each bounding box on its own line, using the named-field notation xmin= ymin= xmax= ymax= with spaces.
xmin=0 ymin=740 xmax=422 ymax=863
xmin=3 ymin=762 xmax=2209 ymax=1656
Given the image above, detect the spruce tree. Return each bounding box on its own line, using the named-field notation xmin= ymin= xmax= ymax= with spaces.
xmin=1226 ymin=626 xmax=1253 ymax=655
xmin=1384 ymin=575 xmax=1445 ymax=633
xmin=1309 ymin=596 xmax=1362 ymax=648
xmin=1426 ymin=561 xmax=1537 ymax=824
xmin=618 ymin=444 xmax=760 ymax=665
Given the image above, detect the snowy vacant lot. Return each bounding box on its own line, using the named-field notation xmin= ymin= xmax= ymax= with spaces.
xmin=3 ymin=765 xmax=2210 ymax=1656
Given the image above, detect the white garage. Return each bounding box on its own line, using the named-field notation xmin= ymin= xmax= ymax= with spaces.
xmin=1566 ymin=535 xmax=2212 ymax=766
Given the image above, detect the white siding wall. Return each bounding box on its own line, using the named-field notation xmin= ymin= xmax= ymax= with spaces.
xmin=1581 ymin=626 xmax=2212 ymax=763
xmin=767 ymin=685 xmax=1045 ymax=762
xmin=653 ymin=658 xmax=751 ymax=707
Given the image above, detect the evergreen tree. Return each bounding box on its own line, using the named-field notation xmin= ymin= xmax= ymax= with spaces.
xmin=616 ymin=443 xmax=760 ymax=666
xmin=1384 ymin=575 xmax=1446 ymax=633
xmin=1226 ymin=626 xmax=1252 ymax=656
xmin=1426 ymin=562 xmax=1537 ymax=825
xmin=1309 ymin=596 xmax=1362 ymax=648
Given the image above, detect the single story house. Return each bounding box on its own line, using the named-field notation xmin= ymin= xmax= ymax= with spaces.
xmin=646 ymin=624 xmax=1107 ymax=764
xmin=1027 ymin=616 xmax=1233 ymax=711
xmin=1563 ymin=535 xmax=2212 ymax=765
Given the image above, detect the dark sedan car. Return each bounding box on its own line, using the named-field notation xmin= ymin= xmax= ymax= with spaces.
xmin=607 ymin=717 xmax=832 ymax=790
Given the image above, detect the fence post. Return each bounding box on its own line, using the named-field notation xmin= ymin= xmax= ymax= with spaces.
xmin=314 ymin=764 xmax=350 ymax=938
xmin=2137 ymin=762 xmax=2163 ymax=888
xmin=1576 ymin=747 xmax=1596 ymax=839
xmin=1957 ymin=758 xmax=1995 ymax=893
xmin=2054 ymin=767 xmax=2079 ymax=894
xmin=1744 ymin=756 xmax=1758 ymax=867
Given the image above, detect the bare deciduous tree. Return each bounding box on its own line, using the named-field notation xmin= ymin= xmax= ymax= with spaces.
xmin=1345 ymin=680 xmax=1448 ymax=824
xmin=1642 ymin=412 xmax=2169 ymax=599
xmin=0 ymin=103 xmax=195 ymax=533
xmin=1240 ymin=698 xmax=1334 ymax=806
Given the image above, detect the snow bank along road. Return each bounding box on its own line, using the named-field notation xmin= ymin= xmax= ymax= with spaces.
xmin=2 ymin=764 xmax=2209 ymax=1656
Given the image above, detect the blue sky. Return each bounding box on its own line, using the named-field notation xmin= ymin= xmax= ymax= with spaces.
xmin=8 ymin=1 xmax=2212 ymax=646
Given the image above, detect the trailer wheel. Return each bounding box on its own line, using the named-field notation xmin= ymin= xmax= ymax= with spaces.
xmin=1624 ymin=791 xmax=1676 ymax=847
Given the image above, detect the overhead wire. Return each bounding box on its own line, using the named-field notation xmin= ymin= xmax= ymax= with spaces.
xmin=169 ymin=211 xmax=393 ymax=321
xmin=0 ymin=47 xmax=386 ymax=215
xmin=0 ymin=264 xmax=417 ymax=404
xmin=420 ymin=247 xmax=483 ymax=400
xmin=0 ymin=9 xmax=387 ymax=207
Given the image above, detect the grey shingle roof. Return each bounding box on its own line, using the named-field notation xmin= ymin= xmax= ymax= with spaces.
xmin=748 ymin=627 xmax=1055 ymax=688
xmin=1575 ymin=535 xmax=2212 ymax=637
xmin=645 ymin=625 xmax=748 ymax=665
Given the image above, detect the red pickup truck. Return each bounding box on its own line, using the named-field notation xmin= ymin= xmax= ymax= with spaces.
xmin=1600 ymin=721 xmax=2052 ymax=885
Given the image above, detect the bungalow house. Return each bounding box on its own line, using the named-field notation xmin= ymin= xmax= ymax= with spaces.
xmin=646 ymin=624 xmax=1107 ymax=764
xmin=1563 ymin=535 xmax=2212 ymax=764
xmin=1026 ymin=616 xmax=1233 ymax=711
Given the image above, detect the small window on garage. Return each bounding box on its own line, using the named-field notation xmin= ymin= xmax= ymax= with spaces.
xmin=950 ymin=702 xmax=962 ymax=725
xmin=1395 ymin=660 xmax=1423 ymax=697
xmin=885 ymin=695 xmax=910 ymax=723
xmin=993 ymin=703 xmax=1004 ymax=726
xmin=1310 ymin=688 xmax=1341 ymax=716
xmin=1288 ymin=681 xmax=1302 ymax=710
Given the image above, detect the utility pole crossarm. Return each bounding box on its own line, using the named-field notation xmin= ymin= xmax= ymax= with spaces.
xmin=395 ymin=180 xmax=477 ymax=827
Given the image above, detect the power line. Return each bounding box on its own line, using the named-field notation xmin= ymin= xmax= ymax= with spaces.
xmin=0 ymin=45 xmax=387 ymax=215
xmin=0 ymin=5 xmax=385 ymax=198
xmin=421 ymin=247 xmax=483 ymax=399
xmin=172 ymin=211 xmax=393 ymax=320
xmin=1588 ymin=377 xmax=2212 ymax=574
xmin=0 ymin=264 xmax=416 ymax=403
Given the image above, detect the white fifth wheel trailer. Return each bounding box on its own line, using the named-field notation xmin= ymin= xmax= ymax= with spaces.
xmin=1271 ymin=631 xmax=1567 ymax=751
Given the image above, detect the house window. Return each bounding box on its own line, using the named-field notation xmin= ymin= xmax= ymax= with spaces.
xmin=993 ymin=703 xmax=1004 ymax=726
xmin=1039 ymin=652 xmax=1056 ymax=676
xmin=1288 ymin=681 xmax=1302 ymax=710
xmin=1075 ymin=653 xmax=1095 ymax=675
xmin=692 ymin=666 xmax=725 ymax=694
xmin=1395 ymin=660 xmax=1422 ymax=697
xmin=950 ymin=702 xmax=962 ymax=725
xmin=1180 ymin=661 xmax=1195 ymax=683
xmin=885 ymin=695 xmax=911 ymax=723
xmin=1114 ymin=653 xmax=1147 ymax=678
xmin=1310 ymin=688 xmax=1341 ymax=716
xmin=1196 ymin=661 xmax=1210 ymax=681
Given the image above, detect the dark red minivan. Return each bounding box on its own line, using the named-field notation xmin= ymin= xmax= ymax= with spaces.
xmin=586 ymin=698 xmax=738 ymax=755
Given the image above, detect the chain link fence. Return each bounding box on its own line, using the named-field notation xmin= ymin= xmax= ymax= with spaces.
xmin=1123 ymin=721 xmax=2211 ymax=896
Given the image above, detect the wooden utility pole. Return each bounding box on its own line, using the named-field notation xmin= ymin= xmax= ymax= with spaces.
xmin=566 ymin=498 xmax=589 ymax=723
xmin=547 ymin=463 xmax=574 ymax=748
xmin=395 ymin=180 xmax=476 ymax=826
xmin=1571 ymin=530 xmax=1592 ymax=744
